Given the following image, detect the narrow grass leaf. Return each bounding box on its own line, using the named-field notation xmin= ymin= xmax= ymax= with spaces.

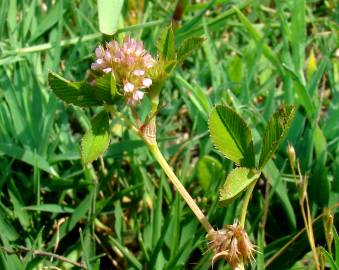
xmin=291 ymin=0 xmax=306 ymax=78
xmin=0 ymin=209 xmax=19 ymax=241
xmin=0 ymin=239 xmax=24 ymax=270
xmin=320 ymin=247 xmax=339 ymax=270
xmin=256 ymin=229 xmax=265 ymax=270
xmin=167 ymin=196 xmax=180 ymax=259
xmin=202 ymin=17 xmax=222 ymax=92
xmin=233 ymin=6 xmax=283 ymax=75
xmin=0 ymin=69 xmax=30 ymax=143
xmin=209 ymin=105 xmax=255 ymax=167
xmin=175 ymin=1 xmax=250 ymax=42
xmin=29 ymin=1 xmax=62 ymax=42
xmin=282 ymin=64 xmax=316 ymax=119
xmin=152 ymin=179 xmax=163 ymax=249
xmin=309 ymin=125 xmax=329 ymax=206
xmin=8 ymin=180 xmax=30 ymax=229
xmin=175 ymin=74 xmax=211 ymax=120
xmin=79 ymin=228 xmax=92 ymax=270
xmin=97 ymin=0 xmax=123 ymax=35
xmin=263 ymin=161 xmax=296 ymax=229
xmin=48 ymin=193 xmax=92 ymax=249
xmin=333 ymin=225 xmax=339 ymax=265
xmin=108 ymin=236 xmax=142 ymax=270
xmin=38 ymin=96 xmax=58 ymax=156
xmin=227 ymin=54 xmax=245 ymax=94
xmin=6 ymin=0 xmax=17 ymax=44
xmin=165 ymin=238 xmax=194 ymax=269
xmin=196 ymin=155 xmax=223 ymax=192
xmin=219 ymin=167 xmax=260 ymax=206
xmin=175 ymin=0 xmax=215 ymax=42
xmin=0 ymin=143 xmax=57 ymax=176
xmin=113 ymin=201 xmax=123 ymax=241
xmin=24 ymin=204 xmax=74 ymax=213
xmin=264 ymin=215 xmax=336 ymax=270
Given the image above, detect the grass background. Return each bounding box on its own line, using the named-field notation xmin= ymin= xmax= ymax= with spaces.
xmin=0 ymin=0 xmax=338 ymax=269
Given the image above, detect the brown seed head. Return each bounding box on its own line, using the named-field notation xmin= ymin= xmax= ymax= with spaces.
xmin=207 ymin=220 xmax=256 ymax=269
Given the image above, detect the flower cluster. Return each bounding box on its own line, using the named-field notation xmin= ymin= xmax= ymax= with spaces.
xmin=207 ymin=221 xmax=255 ymax=269
xmin=91 ymin=37 xmax=156 ymax=105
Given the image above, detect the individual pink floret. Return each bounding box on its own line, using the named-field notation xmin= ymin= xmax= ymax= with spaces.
xmin=124 ymin=82 xmax=135 ymax=93
xmin=133 ymin=69 xmax=145 ymax=76
xmin=142 ymin=78 xmax=152 ymax=88
xmin=133 ymin=90 xmax=144 ymax=101
xmin=103 ymin=67 xmax=112 ymax=73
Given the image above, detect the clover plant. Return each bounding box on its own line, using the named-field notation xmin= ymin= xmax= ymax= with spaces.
xmin=48 ymin=26 xmax=295 ymax=269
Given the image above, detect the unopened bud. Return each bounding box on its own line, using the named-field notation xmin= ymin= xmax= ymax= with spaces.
xmin=287 ymin=144 xmax=296 ymax=170
xmin=307 ymin=49 xmax=317 ymax=80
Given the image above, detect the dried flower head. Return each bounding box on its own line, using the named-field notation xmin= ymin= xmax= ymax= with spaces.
xmin=207 ymin=220 xmax=255 ymax=269
xmin=91 ymin=37 xmax=156 ymax=105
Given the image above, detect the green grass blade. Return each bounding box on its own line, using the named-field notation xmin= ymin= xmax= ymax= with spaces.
xmin=291 ymin=0 xmax=306 ymax=81
xmin=108 ymin=236 xmax=142 ymax=270
xmin=97 ymin=0 xmax=123 ymax=35
xmin=320 ymin=247 xmax=339 ymax=270
xmin=233 ymin=6 xmax=284 ymax=75
xmin=0 ymin=143 xmax=57 ymax=176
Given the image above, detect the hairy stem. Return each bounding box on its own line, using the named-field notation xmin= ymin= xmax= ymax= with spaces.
xmin=147 ymin=142 xmax=214 ymax=233
xmin=111 ymin=107 xmax=214 ymax=233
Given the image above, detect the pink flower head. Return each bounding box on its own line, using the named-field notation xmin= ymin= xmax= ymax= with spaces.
xmin=91 ymin=37 xmax=156 ymax=106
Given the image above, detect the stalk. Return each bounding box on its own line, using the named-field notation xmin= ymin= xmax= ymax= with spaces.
xmin=139 ymin=92 xmax=214 ymax=233
xmin=237 ymin=180 xmax=257 ymax=270
xmin=239 ymin=180 xmax=257 ymax=227
xmin=147 ymin=142 xmax=214 ymax=234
